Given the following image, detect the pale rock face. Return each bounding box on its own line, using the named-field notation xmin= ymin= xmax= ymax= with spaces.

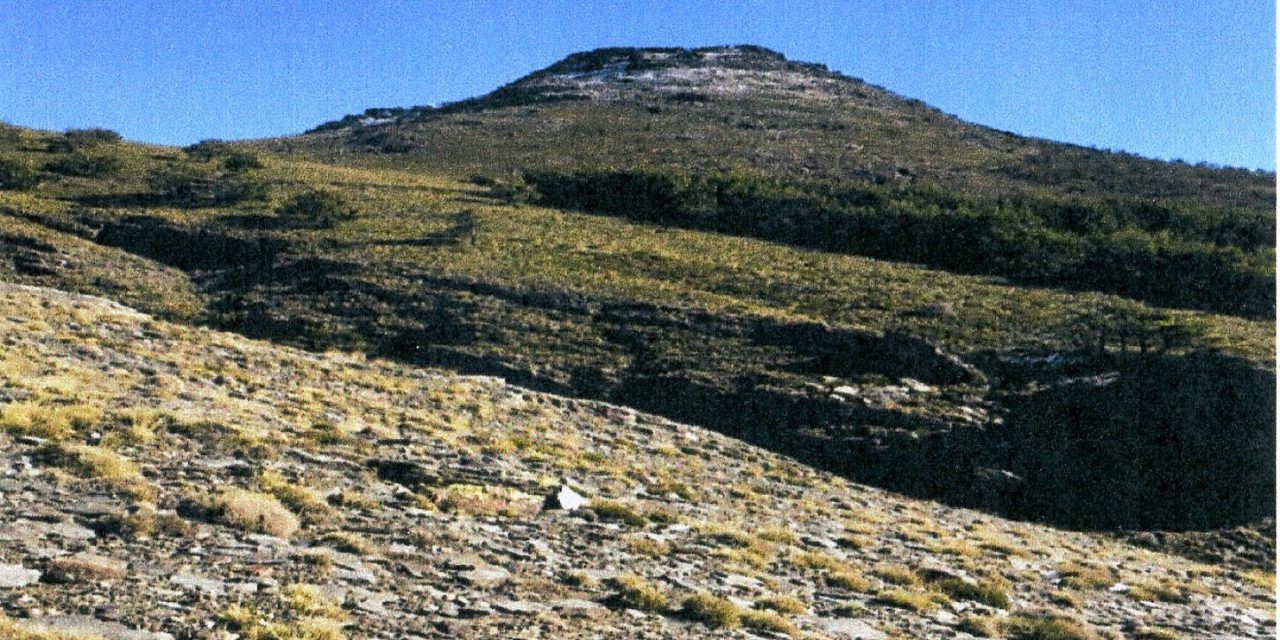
xmin=549 ymin=484 xmax=589 ymax=511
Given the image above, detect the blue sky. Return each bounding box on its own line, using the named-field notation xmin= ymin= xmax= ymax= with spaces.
xmin=3 ymin=1 xmax=1274 ymax=170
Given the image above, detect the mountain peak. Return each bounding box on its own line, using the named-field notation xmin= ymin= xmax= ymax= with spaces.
xmin=500 ymin=44 xmax=854 ymax=105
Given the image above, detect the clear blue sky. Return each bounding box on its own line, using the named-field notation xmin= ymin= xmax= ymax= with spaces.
xmin=3 ymin=0 xmax=1274 ymax=170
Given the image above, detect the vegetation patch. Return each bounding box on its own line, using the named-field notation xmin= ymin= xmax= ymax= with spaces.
xmin=680 ymin=592 xmax=743 ymax=629
xmin=1004 ymin=615 xmax=1099 ymax=640
xmin=40 ymin=443 xmax=155 ymax=499
xmin=873 ymin=588 xmax=946 ymax=613
xmin=213 ymin=488 xmax=301 ymax=538
xmin=605 ymin=574 xmax=669 ymax=612
xmin=589 ymin=499 xmax=648 ymax=526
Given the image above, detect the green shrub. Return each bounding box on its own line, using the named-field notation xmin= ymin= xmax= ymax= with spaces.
xmin=221 ymin=151 xmax=263 ymax=172
xmin=0 ymin=155 xmax=41 ymax=190
xmin=49 ymin=127 xmax=122 ymax=151
xmin=277 ymin=189 xmax=358 ymax=228
xmin=44 ymin=150 xmax=121 ymax=177
xmin=148 ymin=165 xmax=269 ymax=205
xmin=183 ymin=139 xmax=232 ymax=161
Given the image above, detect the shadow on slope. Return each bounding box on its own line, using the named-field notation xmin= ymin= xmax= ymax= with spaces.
xmin=78 ymin=214 xmax=1275 ymax=534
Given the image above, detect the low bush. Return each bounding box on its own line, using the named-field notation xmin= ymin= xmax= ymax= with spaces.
xmin=277 ymin=189 xmax=358 ymax=228
xmin=148 ymin=165 xmax=269 ymax=205
xmin=0 ymin=154 xmax=42 ymax=190
xmin=44 ymin=150 xmax=121 ymax=177
xmin=222 ymin=151 xmax=264 ymax=172
xmin=49 ymin=127 xmax=122 ymax=151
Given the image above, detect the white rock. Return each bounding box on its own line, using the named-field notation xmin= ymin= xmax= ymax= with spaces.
xmin=549 ymin=485 xmax=589 ymax=511
xmin=0 ymin=564 xmax=40 ymax=588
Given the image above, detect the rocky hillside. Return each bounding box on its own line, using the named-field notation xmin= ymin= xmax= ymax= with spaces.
xmin=0 ymin=282 xmax=1274 ymax=639
xmin=0 ymin=125 xmax=1272 ymax=542
xmin=292 ymin=46 xmax=1273 ymax=212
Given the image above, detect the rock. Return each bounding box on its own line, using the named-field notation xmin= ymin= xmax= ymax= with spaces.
xmin=0 ymin=564 xmax=41 ymax=587
xmin=545 ymin=484 xmax=588 ymax=511
xmin=18 ymin=615 xmax=174 ymax=640
xmin=169 ymin=572 xmax=227 ymax=596
xmin=459 ymin=567 xmax=511 ymax=587
xmin=805 ymin=616 xmax=889 ymax=640
xmin=494 ymin=600 xmax=548 ymax=615
xmin=722 ymin=573 xmax=764 ymax=590
xmin=552 ymin=598 xmax=608 ymax=618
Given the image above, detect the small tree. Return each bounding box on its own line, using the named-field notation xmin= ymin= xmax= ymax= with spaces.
xmin=277 ymin=189 xmax=357 ymax=228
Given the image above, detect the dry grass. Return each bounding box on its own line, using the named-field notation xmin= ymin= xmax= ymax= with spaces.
xmin=44 ymin=443 xmax=155 ymax=500
xmin=589 ymin=499 xmax=648 ymax=526
xmin=0 ymin=402 xmax=103 ymax=440
xmin=873 ymin=588 xmax=946 ymax=613
xmin=681 ymin=592 xmax=742 ymax=629
xmin=432 ymin=484 xmax=539 ymax=517
xmin=755 ymin=594 xmax=807 ymax=615
xmin=221 ymin=603 xmax=345 ymax=640
xmin=214 ymin=488 xmax=300 ymax=538
xmin=258 ymin=470 xmax=330 ymax=518
xmin=606 ymin=574 xmax=669 ymax=612
xmin=320 ymin=531 xmax=376 ymax=556
xmin=873 ymin=564 xmax=921 ymax=586
xmin=1058 ymin=561 xmax=1116 ymax=590
xmin=1004 ymin=615 xmax=1099 ymax=640
xmin=284 ymin=583 xmax=347 ymax=619
xmin=742 ymin=609 xmax=799 ymax=636
xmin=45 ymin=553 xmax=127 ymax=583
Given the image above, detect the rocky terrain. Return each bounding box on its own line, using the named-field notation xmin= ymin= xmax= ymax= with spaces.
xmin=0 ymin=283 xmax=1273 ymax=639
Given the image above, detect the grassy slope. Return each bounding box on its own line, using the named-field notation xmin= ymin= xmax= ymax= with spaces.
xmin=0 ymin=127 xmax=1273 ymax=538
xmin=2 ymin=281 xmax=1272 ymax=639
xmin=284 ymin=73 xmax=1274 ymax=213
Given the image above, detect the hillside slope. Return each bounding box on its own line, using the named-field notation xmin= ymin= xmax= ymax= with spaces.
xmin=0 ymin=126 xmax=1273 ymax=539
xmin=290 ymin=46 xmax=1273 ymax=211
xmin=0 ymin=282 xmax=1273 ymax=639
xmin=274 ymin=46 xmax=1275 ymax=318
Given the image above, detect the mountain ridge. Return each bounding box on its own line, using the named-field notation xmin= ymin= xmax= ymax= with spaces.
xmin=283 ymin=45 xmax=1273 ymax=214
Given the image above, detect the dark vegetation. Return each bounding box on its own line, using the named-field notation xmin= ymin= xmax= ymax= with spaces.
xmin=276 ymin=189 xmax=358 ymax=228
xmin=0 ymin=155 xmax=42 ymax=190
xmin=47 ymin=127 xmax=122 ymax=152
xmin=44 ymin=150 xmax=122 ymax=178
xmin=145 ymin=164 xmax=269 ymax=206
xmin=523 ymin=169 xmax=1273 ymax=317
